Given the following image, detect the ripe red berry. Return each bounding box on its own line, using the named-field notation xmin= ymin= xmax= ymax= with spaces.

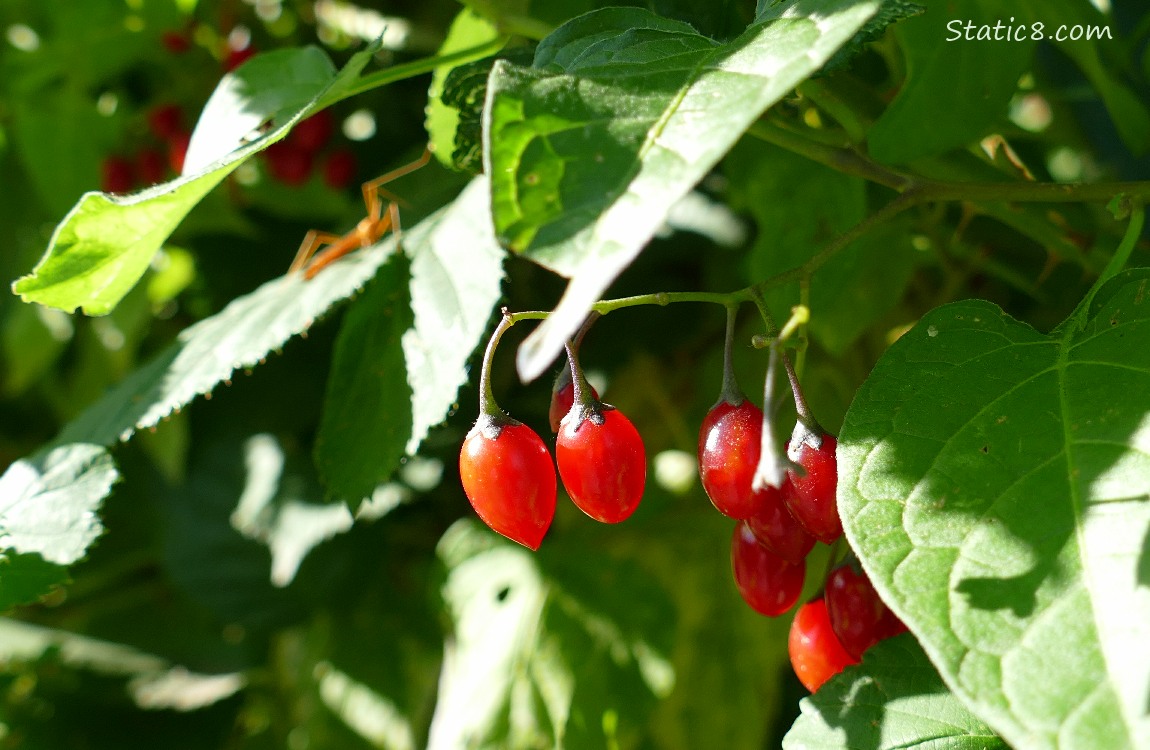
xmin=459 ymin=420 xmax=556 ymax=551
xmin=784 ymin=434 xmax=841 ymax=544
xmin=225 ymin=46 xmax=255 ymax=72
xmin=699 ymin=399 xmax=769 ymax=519
xmin=136 ymin=148 xmax=167 ymax=185
xmin=745 ymin=478 xmax=815 ymax=564
xmin=290 ymin=111 xmax=336 ymax=153
xmin=730 ymin=521 xmax=804 ymax=616
xmin=101 ymin=156 xmax=136 ymax=193
xmin=789 ymin=598 xmax=859 ymax=692
xmin=322 ymin=149 xmax=358 ymax=190
xmin=264 ymin=142 xmax=313 ymax=185
xmin=148 ymin=104 xmax=184 ymax=141
xmin=548 ymin=371 xmax=599 ymax=433
xmin=161 ymin=30 xmax=191 ymax=54
xmin=556 ymin=408 xmax=645 ymax=523
xmin=825 ymin=563 xmax=891 ymax=659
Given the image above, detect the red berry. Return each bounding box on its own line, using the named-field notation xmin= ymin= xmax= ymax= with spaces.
xmin=161 ymin=30 xmax=191 ymax=54
xmin=264 ymin=142 xmax=313 ymax=185
xmin=698 ymin=399 xmax=768 ymax=519
xmin=825 ymin=563 xmax=889 ymax=659
xmin=136 ymin=148 xmax=167 ymax=185
xmin=167 ymin=131 xmax=190 ymax=175
xmin=745 ymin=478 xmax=815 ymax=564
xmin=459 ymin=420 xmax=556 ymax=551
xmin=148 ymin=104 xmax=184 ymax=141
xmin=225 ymin=46 xmax=255 ymax=71
xmin=548 ymin=373 xmax=599 ymax=433
xmin=876 ymin=608 xmax=908 ymax=640
xmin=789 ymin=598 xmax=859 ymax=692
xmin=784 ymin=434 xmax=841 ymax=544
xmin=101 ymin=156 xmax=136 ymax=193
xmin=556 ymin=408 xmax=645 ymax=523
xmin=322 ymin=149 xmax=358 ymax=189
xmin=290 ymin=111 xmax=335 ymax=153
xmin=730 ymin=521 xmax=804 ymax=616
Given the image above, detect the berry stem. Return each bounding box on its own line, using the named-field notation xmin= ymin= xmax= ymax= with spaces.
xmin=477 ymin=309 xmax=516 ymax=420
xmin=716 ymin=304 xmax=744 ymax=406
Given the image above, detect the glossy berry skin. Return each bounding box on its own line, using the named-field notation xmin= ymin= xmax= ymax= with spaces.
xmin=789 ymin=598 xmax=859 ymax=692
xmin=459 ymin=420 xmax=556 ymax=551
xmin=825 ymin=563 xmax=889 ymax=659
xmin=698 ymin=399 xmax=766 ymax=519
xmin=745 ymin=479 xmax=815 ymax=564
xmin=547 ymin=379 xmax=599 ymax=433
xmin=785 ymin=434 xmax=841 ymax=544
xmin=731 ymin=521 xmax=804 ymax=616
xmin=556 ymin=408 xmax=645 ymax=523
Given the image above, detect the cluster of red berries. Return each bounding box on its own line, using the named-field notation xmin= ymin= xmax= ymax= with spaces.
xmin=459 ymin=331 xmax=645 ymax=551
xmin=698 ymin=389 xmax=904 ymax=691
xmin=100 ymin=104 xmax=191 ymax=194
xmin=261 ymin=110 xmax=359 ymax=190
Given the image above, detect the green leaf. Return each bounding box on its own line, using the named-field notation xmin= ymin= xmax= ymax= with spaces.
xmin=784 ymin=636 xmax=1008 ymax=749
xmin=56 ymin=236 xmax=394 ymax=447
xmin=314 ymin=177 xmax=506 ymax=501
xmin=12 ymin=43 xmax=379 ymax=315
xmin=429 ymin=519 xmax=675 ymax=748
xmin=839 ymin=269 xmax=1150 ymax=750
xmin=868 ymin=0 xmax=1034 ymax=164
xmin=0 ymin=444 xmax=115 ymax=566
xmin=483 ymin=0 xmax=881 ymax=381
xmin=0 ymin=553 xmax=69 ymax=611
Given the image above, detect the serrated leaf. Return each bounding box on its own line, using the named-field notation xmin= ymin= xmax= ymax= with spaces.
xmin=839 ymin=270 xmax=1150 ymax=750
xmin=57 ymin=239 xmax=394 ymax=447
xmin=428 ymin=520 xmax=674 ymax=749
xmin=483 ymin=0 xmax=881 ymax=381
xmin=12 ymin=43 xmax=380 ymax=315
xmin=868 ymin=0 xmax=1034 ymax=164
xmin=784 ymin=636 xmax=1008 ymax=750
xmin=821 ymin=0 xmax=924 ymax=73
xmin=315 ymin=177 xmax=506 ymax=501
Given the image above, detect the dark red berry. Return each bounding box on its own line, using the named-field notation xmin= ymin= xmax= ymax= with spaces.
xmin=101 ymin=156 xmax=136 ymax=193
xmin=699 ymin=399 xmax=768 ymax=519
xmin=161 ymin=30 xmax=191 ymax=54
xmin=789 ymin=598 xmax=859 ymax=692
xmin=784 ymin=434 xmax=841 ymax=544
xmin=745 ymin=478 xmax=815 ymax=564
xmin=556 ymin=408 xmax=645 ymax=523
xmin=148 ymin=104 xmax=184 ymax=141
xmin=322 ymin=149 xmax=358 ymax=189
xmin=264 ymin=142 xmax=313 ymax=185
xmin=459 ymin=420 xmax=556 ymax=551
xmin=731 ymin=521 xmax=804 ymax=616
xmin=825 ymin=563 xmax=890 ymax=659
xmin=290 ymin=111 xmax=335 ymax=153
xmin=136 ymin=148 xmax=167 ymax=185
xmin=167 ymin=131 xmax=190 ymax=174
xmin=225 ymin=46 xmax=255 ymax=71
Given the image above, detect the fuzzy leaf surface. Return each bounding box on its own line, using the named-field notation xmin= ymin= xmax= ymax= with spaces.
xmin=784 ymin=636 xmax=1008 ymax=750
xmin=483 ymin=0 xmax=881 ymax=381
xmin=839 ymin=270 xmax=1150 ymax=750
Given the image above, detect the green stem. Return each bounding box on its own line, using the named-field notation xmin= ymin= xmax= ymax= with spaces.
xmin=717 ymin=304 xmax=743 ymax=405
xmin=477 ymin=309 xmax=515 ymax=418
xmin=325 ymin=36 xmax=509 ymax=105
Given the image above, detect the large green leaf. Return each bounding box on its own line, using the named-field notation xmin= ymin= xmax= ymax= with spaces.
xmin=839 ymin=269 xmax=1150 ymax=749
xmin=784 ymin=636 xmax=1008 ymax=749
xmin=868 ymin=0 xmax=1034 ymax=164
xmin=483 ymin=0 xmax=881 ymax=381
xmin=12 ymin=42 xmax=379 ymax=315
xmin=314 ymin=177 xmax=505 ymax=502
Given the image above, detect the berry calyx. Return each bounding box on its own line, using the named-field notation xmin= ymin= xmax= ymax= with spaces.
xmin=784 ymin=433 xmax=841 ymax=544
xmin=459 ymin=416 xmax=556 ymax=551
xmin=789 ymin=598 xmax=859 ymax=692
xmin=730 ymin=521 xmax=804 ymax=616
xmin=557 ymin=407 xmax=645 ymax=523
xmin=825 ymin=562 xmax=890 ymax=659
xmin=699 ymin=398 xmax=768 ymax=519
xmin=745 ymin=478 xmax=815 ymax=564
